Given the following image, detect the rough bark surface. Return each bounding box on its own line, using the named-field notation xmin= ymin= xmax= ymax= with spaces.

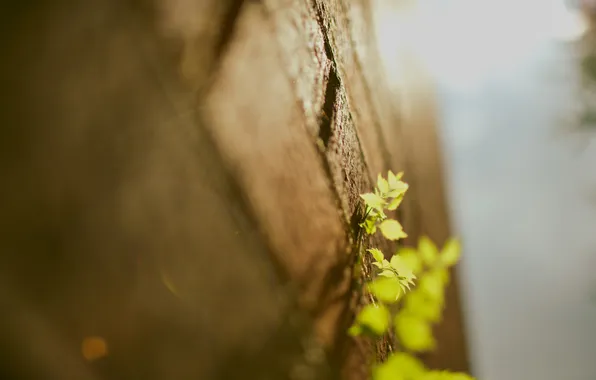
xmin=0 ymin=0 xmax=467 ymax=379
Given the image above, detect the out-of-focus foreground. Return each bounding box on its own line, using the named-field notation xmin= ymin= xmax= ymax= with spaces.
xmin=0 ymin=0 xmax=467 ymax=379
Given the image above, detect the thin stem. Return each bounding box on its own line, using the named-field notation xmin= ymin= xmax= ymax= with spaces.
xmin=362 ymin=206 xmax=372 ymax=222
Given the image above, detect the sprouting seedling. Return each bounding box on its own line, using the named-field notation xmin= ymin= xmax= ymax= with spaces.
xmin=359 ymin=170 xmax=408 ymax=238
xmin=349 ymin=171 xmax=475 ymax=380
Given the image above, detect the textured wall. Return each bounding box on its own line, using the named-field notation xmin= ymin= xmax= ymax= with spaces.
xmin=0 ymin=0 xmax=466 ymax=379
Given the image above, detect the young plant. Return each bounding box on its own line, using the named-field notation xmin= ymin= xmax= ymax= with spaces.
xmin=349 ymin=171 xmax=475 ymax=380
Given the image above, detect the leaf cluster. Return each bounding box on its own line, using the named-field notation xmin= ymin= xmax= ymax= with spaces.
xmin=359 ymin=171 xmax=408 ymax=239
xmin=350 ymin=171 xmax=475 ymax=380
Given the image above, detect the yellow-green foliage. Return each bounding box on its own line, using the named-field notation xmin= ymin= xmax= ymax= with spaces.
xmin=350 ymin=171 xmax=475 ymax=380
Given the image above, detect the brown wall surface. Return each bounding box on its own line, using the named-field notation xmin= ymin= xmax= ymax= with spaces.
xmin=0 ymin=0 xmax=467 ymax=379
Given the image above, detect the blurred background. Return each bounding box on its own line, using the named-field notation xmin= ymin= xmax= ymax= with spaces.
xmin=375 ymin=0 xmax=596 ymax=379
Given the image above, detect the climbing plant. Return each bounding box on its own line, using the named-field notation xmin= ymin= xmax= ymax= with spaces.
xmin=349 ymin=171 xmax=475 ymax=380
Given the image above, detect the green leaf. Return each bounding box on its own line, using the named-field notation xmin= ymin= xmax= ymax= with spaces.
xmin=372 ymin=259 xmax=391 ymax=271
xmin=360 ymin=193 xmax=385 ymax=211
xmin=440 ymin=238 xmax=461 ymax=267
xmin=394 ymin=313 xmax=436 ymax=352
xmin=387 ymin=185 xmax=408 ymax=199
xmin=386 ymin=194 xmax=404 ymax=211
xmin=347 ymin=324 xmax=362 ymax=337
xmin=387 ymin=170 xmax=405 ymax=189
xmin=403 ymin=289 xmax=442 ymax=323
xmin=368 ymin=276 xmax=402 ymax=303
xmin=379 ymin=268 xmax=397 ymax=278
xmin=356 ymin=304 xmax=391 ymax=336
xmin=368 ymin=248 xmax=384 ymax=263
xmin=373 ymin=363 xmax=405 ymax=380
xmin=399 ymin=277 xmax=415 ymax=291
xmin=420 ymin=371 xmax=476 ymax=380
xmin=397 ymin=247 xmax=423 ymax=275
xmin=377 ymin=174 xmax=389 ymax=194
xmin=369 ymin=206 xmax=387 ymax=220
xmin=419 ymin=270 xmax=445 ymax=302
xmin=390 ymin=255 xmax=415 ymax=284
xmin=360 ymin=217 xmax=377 ymax=235
xmin=373 ymin=351 xmax=425 ymax=380
xmin=386 ymin=171 xmax=408 ymax=198
xmin=374 ymin=259 xmax=398 ymax=280
xmin=379 ymin=219 xmax=407 ymax=241
xmin=419 ymin=236 xmax=439 ymax=266
xmin=439 ymin=268 xmax=450 ymax=285
xmin=374 ymin=352 xmax=426 ymax=380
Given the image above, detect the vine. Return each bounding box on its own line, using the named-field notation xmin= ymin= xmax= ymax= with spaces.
xmin=349 ymin=171 xmax=476 ymax=380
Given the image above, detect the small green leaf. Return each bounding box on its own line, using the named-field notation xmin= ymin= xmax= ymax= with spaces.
xmin=387 ymin=170 xmax=397 ymax=186
xmin=377 ymin=174 xmax=389 ymax=194
xmin=439 ymin=268 xmax=450 ymax=285
xmin=388 ymin=182 xmax=408 ymax=196
xmin=373 ymin=364 xmax=405 ymax=380
xmin=440 ymin=238 xmax=461 ymax=267
xmin=420 ymin=371 xmax=476 ymax=380
xmin=419 ymin=236 xmax=439 ymax=266
xmin=369 ymin=206 xmax=387 ymax=220
xmin=367 ymin=248 xmax=384 ymax=263
xmin=368 ymin=276 xmax=402 ymax=303
xmin=387 ymin=185 xmax=408 ymax=199
xmin=373 ymin=351 xmax=425 ymax=380
xmin=347 ymin=324 xmax=362 ymax=337
xmin=360 ymin=217 xmax=377 ymax=235
xmin=387 ymin=170 xmax=404 ymax=189
xmin=390 ymin=254 xmax=412 ymax=275
xmin=379 ymin=219 xmax=407 ymax=241
xmin=419 ymin=270 xmax=445 ymax=302
xmin=390 ymin=255 xmax=416 ymax=284
xmin=372 ymin=259 xmax=391 ymax=271
xmin=386 ymin=194 xmax=404 ymax=210
xmin=379 ymin=269 xmax=397 ymax=278
xmin=357 ymin=304 xmax=391 ymax=336
xmin=360 ymin=193 xmax=385 ymax=211
xmin=373 ymin=352 xmax=426 ymax=380
xmin=397 ymin=247 xmax=423 ymax=275
xmin=403 ymin=289 xmax=442 ymax=322
xmin=399 ymin=277 xmax=415 ymax=291
xmin=394 ymin=313 xmax=436 ymax=352
xmin=386 ymin=170 xmax=408 ymax=198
